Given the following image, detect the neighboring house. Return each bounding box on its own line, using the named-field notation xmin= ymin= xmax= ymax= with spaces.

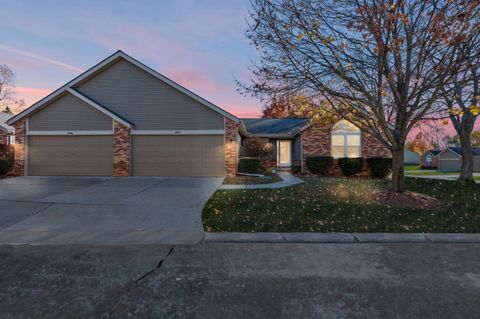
xmin=437 ymin=147 xmax=480 ymax=172
xmin=240 ymin=118 xmax=390 ymax=172
xmin=7 ymin=51 xmax=390 ymax=178
xmin=404 ymin=149 xmax=420 ymax=165
xmin=0 ymin=112 xmax=14 ymax=145
xmin=420 ymin=150 xmax=441 ymax=168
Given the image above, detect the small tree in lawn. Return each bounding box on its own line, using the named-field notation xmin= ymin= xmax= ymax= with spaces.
xmin=242 ymin=0 xmax=479 ymax=192
xmin=441 ymin=35 xmax=480 ymax=182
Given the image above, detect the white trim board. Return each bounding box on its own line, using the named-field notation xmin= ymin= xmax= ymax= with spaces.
xmin=7 ymin=50 xmax=240 ymax=125
xmin=131 ymin=130 xmax=224 ymax=135
xmin=27 ymin=130 xmax=114 ymax=136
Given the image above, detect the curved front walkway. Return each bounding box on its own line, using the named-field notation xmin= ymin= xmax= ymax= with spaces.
xmin=219 ymin=171 xmax=304 ymax=190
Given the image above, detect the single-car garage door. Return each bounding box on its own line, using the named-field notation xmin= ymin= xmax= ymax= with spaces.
xmin=439 ymin=159 xmax=460 ymax=171
xmin=132 ymin=135 xmax=224 ymax=177
xmin=28 ymin=135 xmax=114 ymax=176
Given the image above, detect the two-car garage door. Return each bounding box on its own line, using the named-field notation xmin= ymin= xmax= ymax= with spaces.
xmin=27 ymin=135 xmax=225 ymax=177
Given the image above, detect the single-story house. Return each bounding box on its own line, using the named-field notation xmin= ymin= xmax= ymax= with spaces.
xmin=240 ymin=117 xmax=390 ymax=171
xmin=437 ymin=147 xmax=480 ymax=172
xmin=7 ymin=51 xmax=390 ymax=177
xmin=420 ymin=149 xmax=442 ymax=168
xmin=0 ymin=112 xmax=14 ymax=145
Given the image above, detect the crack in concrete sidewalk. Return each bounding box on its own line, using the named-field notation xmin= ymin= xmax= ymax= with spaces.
xmin=101 ymin=245 xmax=176 ymax=318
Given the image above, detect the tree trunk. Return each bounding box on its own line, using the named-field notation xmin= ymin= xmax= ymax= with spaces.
xmin=391 ymin=147 xmax=405 ymax=192
xmin=459 ymin=130 xmax=475 ymax=182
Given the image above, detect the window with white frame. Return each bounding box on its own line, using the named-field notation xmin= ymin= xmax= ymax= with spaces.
xmin=425 ymin=154 xmax=432 ymax=165
xmin=331 ymin=120 xmax=361 ymax=158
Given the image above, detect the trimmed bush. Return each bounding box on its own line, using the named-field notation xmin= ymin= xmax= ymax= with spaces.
xmin=366 ymin=157 xmax=392 ymax=178
xmin=291 ymin=164 xmax=301 ymax=174
xmin=238 ymin=157 xmax=263 ymax=174
xmin=0 ymin=159 xmax=12 ymax=175
xmin=306 ymin=156 xmax=333 ymax=175
xmin=337 ymin=157 xmax=364 ymax=176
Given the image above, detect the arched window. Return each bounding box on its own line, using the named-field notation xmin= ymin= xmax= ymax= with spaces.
xmin=331 ymin=120 xmax=361 ymax=158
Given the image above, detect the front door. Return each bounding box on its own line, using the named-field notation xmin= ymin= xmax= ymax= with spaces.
xmin=277 ymin=140 xmax=291 ymax=166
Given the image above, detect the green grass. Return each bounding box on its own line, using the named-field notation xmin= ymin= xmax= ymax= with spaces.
xmin=202 ymin=177 xmax=480 ymax=233
xmin=404 ymin=164 xmax=421 ymax=171
xmin=405 ymin=171 xmax=459 ymax=176
xmin=223 ymin=173 xmax=282 ymax=185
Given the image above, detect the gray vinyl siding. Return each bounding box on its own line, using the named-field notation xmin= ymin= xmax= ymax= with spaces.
xmin=474 ymin=157 xmax=480 ymax=172
xmin=75 ymin=59 xmax=224 ymax=130
xmin=293 ymin=135 xmax=301 ymax=161
xmin=29 ymin=93 xmax=113 ymax=131
xmin=441 ymin=149 xmax=461 ymax=159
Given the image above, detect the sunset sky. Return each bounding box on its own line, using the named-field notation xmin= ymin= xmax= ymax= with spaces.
xmin=0 ymin=0 xmax=263 ymax=117
xmin=0 ymin=0 xmax=475 ymax=139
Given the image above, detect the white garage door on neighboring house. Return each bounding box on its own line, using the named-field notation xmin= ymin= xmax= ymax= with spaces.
xmin=132 ymin=135 xmax=225 ymax=177
xmin=28 ymin=135 xmax=114 ymax=176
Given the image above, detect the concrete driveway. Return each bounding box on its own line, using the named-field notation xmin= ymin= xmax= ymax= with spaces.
xmin=0 ymin=176 xmax=222 ymax=244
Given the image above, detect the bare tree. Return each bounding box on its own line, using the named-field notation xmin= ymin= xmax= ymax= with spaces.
xmin=442 ymin=38 xmax=480 ymax=182
xmin=242 ymin=0 xmax=479 ymax=192
xmin=0 ymin=64 xmax=15 ymax=107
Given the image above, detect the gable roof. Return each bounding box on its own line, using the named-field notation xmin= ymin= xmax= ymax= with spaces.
xmin=7 ymin=50 xmax=239 ymax=125
xmin=0 ymin=112 xmax=14 ymax=133
xmin=241 ymin=118 xmax=309 ymax=136
xmin=444 ymin=147 xmax=480 ymax=157
xmin=425 ymin=149 xmax=442 ymax=156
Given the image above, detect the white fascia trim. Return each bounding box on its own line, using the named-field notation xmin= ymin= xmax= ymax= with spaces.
xmin=131 ymin=130 xmax=225 ymax=135
xmin=117 ymin=52 xmax=240 ymax=124
xmin=66 ymin=88 xmax=132 ymax=128
xmin=27 ymin=130 xmax=114 ymax=136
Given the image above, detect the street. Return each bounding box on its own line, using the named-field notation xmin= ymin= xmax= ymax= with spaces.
xmin=1 ymin=243 xmax=479 ymax=318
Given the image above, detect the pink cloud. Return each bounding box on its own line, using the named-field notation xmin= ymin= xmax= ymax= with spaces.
xmin=14 ymin=86 xmax=52 ymax=106
xmin=0 ymin=44 xmax=84 ymax=73
xmin=165 ymin=66 xmax=227 ymax=93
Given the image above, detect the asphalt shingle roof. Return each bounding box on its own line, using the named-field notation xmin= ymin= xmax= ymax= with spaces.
xmin=449 ymin=147 xmax=480 ymax=156
xmin=241 ymin=118 xmax=309 ymax=135
xmin=0 ymin=112 xmax=14 ymax=133
xmin=427 ymin=149 xmax=442 ymax=156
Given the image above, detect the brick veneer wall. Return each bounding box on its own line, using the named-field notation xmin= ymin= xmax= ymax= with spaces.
xmin=420 ymin=152 xmax=439 ymax=168
xmin=0 ymin=132 xmax=8 ymax=145
xmin=225 ymin=118 xmax=239 ymax=177
xmin=13 ymin=119 xmax=26 ymax=176
xmin=113 ymin=121 xmax=131 ymax=177
xmin=361 ymin=132 xmax=390 ymax=158
xmin=301 ymin=122 xmax=334 ymax=173
xmin=301 ymin=122 xmax=391 ymax=174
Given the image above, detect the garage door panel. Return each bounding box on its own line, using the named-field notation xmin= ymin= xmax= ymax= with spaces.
xmin=132 ymin=135 xmax=224 ymax=177
xmin=28 ymin=136 xmax=113 ymax=176
xmin=439 ymin=159 xmax=460 ymax=171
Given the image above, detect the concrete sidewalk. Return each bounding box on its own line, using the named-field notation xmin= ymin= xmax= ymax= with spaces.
xmin=204 ymin=232 xmax=480 ymax=243
xmin=219 ymin=171 xmax=304 ymax=190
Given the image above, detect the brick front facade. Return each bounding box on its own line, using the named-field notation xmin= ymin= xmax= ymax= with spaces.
xmin=420 ymin=152 xmax=439 ymax=168
xmin=301 ymin=122 xmax=334 ymax=173
xmin=225 ymin=118 xmax=239 ymax=177
xmin=301 ymin=122 xmax=391 ymax=174
xmin=13 ymin=119 xmax=26 ymax=176
xmin=113 ymin=121 xmax=131 ymax=177
xmin=361 ymin=132 xmax=391 ymax=158
xmin=0 ymin=132 xmax=8 ymax=145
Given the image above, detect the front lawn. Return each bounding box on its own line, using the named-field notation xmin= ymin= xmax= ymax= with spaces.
xmin=404 ymin=164 xmax=421 ymax=171
xmin=202 ymin=177 xmax=480 ymax=233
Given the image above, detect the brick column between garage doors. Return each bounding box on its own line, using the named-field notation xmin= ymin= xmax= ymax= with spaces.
xmin=13 ymin=119 xmax=26 ymax=176
xmin=225 ymin=118 xmax=239 ymax=177
xmin=113 ymin=121 xmax=131 ymax=177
